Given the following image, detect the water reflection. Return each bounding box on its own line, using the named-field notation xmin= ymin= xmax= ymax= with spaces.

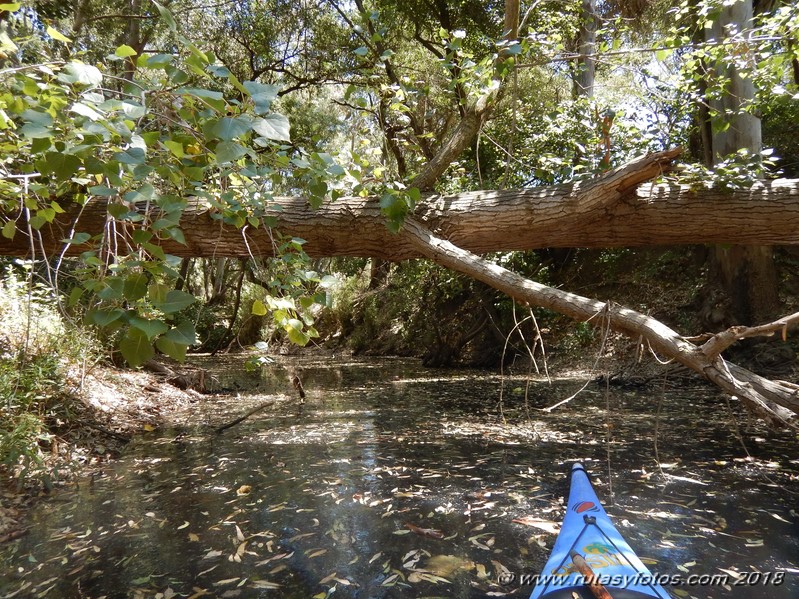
xmin=1 ymin=356 xmax=797 ymax=598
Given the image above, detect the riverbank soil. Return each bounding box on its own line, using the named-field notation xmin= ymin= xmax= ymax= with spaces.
xmin=0 ymin=365 xmax=199 ymax=543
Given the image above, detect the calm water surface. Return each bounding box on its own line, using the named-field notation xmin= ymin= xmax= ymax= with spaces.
xmin=1 ymin=356 xmax=797 ymax=598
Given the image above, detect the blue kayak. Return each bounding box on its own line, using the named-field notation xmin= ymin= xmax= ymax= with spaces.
xmin=530 ymin=463 xmax=671 ymax=598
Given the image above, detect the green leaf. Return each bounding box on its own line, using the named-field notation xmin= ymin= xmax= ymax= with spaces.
xmin=21 ymin=108 xmax=54 ymax=126
xmin=0 ymin=3 xmax=22 ymax=11
xmin=155 ymin=336 xmax=187 ymax=361
xmin=214 ymin=141 xmax=247 ymax=164
xmin=0 ymin=30 xmax=18 ymax=53
xmin=87 ymin=308 xmax=125 ymax=327
xmin=19 ymin=123 xmax=52 ymax=139
xmin=59 ymin=62 xmax=103 ymax=87
xmin=89 ymin=185 xmax=117 ymax=197
xmin=124 ymin=273 xmax=149 ymax=301
xmin=252 ymin=299 xmax=268 ymax=316
xmin=120 ymin=328 xmax=155 ymax=367
xmin=155 ymin=289 xmax=195 ymax=314
xmin=319 ymin=275 xmax=338 ymax=289
xmin=130 ymin=316 xmax=169 ymax=340
xmin=177 ymin=87 xmax=224 ymax=101
xmin=211 ymin=117 xmax=251 ymax=141
xmin=251 ymin=114 xmax=291 ymax=142
xmin=2 ymin=220 xmax=16 ymax=239
xmin=63 ymin=232 xmax=91 ymax=245
xmin=243 ymin=81 xmax=279 ymax=114
xmin=354 ymin=46 xmax=369 ymax=56
xmin=71 ymin=102 xmax=102 ymax=121
xmin=46 ymin=25 xmax=72 ymax=43
xmin=68 ymin=287 xmax=83 ymax=308
xmin=38 ymin=152 xmax=81 ymax=181
xmin=148 ymin=283 xmax=169 ymax=304
xmin=285 ymin=318 xmax=310 ymax=346
xmin=162 ymin=139 xmax=185 ymax=158
xmin=115 ymin=44 xmax=138 ymax=58
xmin=152 ymin=0 xmax=177 ymax=31
xmin=164 ymin=321 xmax=196 ymax=345
xmin=97 ymin=277 xmax=125 ymax=300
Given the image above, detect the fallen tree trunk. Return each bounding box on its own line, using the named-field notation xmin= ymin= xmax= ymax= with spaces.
xmin=399 ymin=215 xmax=799 ymax=425
xmin=5 ymin=150 xmax=799 ymax=260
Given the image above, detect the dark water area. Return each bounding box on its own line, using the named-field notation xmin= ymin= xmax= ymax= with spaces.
xmin=1 ymin=356 xmax=798 ymax=598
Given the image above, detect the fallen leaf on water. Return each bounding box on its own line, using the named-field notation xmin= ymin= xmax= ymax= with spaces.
xmin=769 ymin=512 xmax=790 ymax=523
xmin=177 ymin=521 xmax=190 ymax=530
xmin=405 ymin=522 xmax=444 ymax=539
xmin=237 ymin=485 xmax=252 ymax=496
xmin=229 ymin=541 xmax=247 ymax=562
xmin=250 ymin=580 xmax=281 ymax=589
xmin=255 ymin=551 xmax=294 ymax=566
xmin=408 ymin=572 xmax=451 ymax=584
xmin=188 ymin=533 xmax=200 ymax=542
xmin=424 ymin=554 xmax=474 ymax=577
xmin=491 ymin=559 xmax=511 ymax=578
xmin=512 ymin=516 xmax=560 ymax=534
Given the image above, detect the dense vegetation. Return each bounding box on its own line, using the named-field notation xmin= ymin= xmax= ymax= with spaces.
xmin=1 ymin=0 xmax=799 ymax=484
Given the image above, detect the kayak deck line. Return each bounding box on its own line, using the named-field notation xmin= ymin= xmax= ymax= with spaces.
xmin=529 ymin=463 xmax=672 ymax=599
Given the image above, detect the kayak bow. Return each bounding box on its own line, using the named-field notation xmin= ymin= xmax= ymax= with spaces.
xmin=530 ymin=463 xmax=671 ymax=599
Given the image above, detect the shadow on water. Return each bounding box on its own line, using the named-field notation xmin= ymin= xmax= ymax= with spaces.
xmin=1 ymin=356 xmax=798 ymax=598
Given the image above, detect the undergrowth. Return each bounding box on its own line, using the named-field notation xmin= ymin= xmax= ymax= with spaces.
xmin=0 ymin=265 xmax=99 ymax=486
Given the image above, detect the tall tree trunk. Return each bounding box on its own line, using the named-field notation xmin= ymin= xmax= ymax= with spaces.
xmin=572 ymin=0 xmax=596 ymax=99
xmin=706 ymin=0 xmax=779 ymax=325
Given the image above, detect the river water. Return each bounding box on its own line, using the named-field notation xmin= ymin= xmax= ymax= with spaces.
xmin=1 ymin=356 xmax=797 ymax=598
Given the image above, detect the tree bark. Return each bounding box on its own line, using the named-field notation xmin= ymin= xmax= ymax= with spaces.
xmin=573 ymin=0 xmax=596 ymax=98
xmin=7 ymin=150 xmax=799 ymax=261
xmin=706 ymin=0 xmax=779 ymax=323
